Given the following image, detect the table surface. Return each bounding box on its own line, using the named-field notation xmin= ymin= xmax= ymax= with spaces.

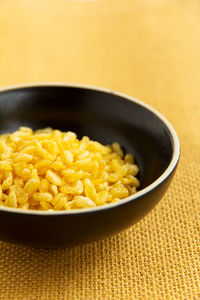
xmin=0 ymin=0 xmax=199 ymax=299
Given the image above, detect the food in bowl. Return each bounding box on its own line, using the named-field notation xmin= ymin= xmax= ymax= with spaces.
xmin=0 ymin=127 xmax=140 ymax=210
xmin=0 ymin=84 xmax=180 ymax=247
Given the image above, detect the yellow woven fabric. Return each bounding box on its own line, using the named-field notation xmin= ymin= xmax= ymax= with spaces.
xmin=0 ymin=0 xmax=199 ymax=298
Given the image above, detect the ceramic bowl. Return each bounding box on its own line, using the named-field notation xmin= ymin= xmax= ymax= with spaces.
xmin=0 ymin=83 xmax=180 ymax=247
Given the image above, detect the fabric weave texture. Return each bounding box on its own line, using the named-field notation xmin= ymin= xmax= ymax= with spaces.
xmin=0 ymin=0 xmax=199 ymax=298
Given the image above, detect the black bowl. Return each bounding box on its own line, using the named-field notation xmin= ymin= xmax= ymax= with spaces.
xmin=0 ymin=83 xmax=180 ymax=247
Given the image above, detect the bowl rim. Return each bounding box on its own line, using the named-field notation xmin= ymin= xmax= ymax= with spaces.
xmin=0 ymin=82 xmax=180 ymax=216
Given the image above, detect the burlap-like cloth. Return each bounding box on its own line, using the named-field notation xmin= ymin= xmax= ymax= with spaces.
xmin=0 ymin=0 xmax=199 ymax=298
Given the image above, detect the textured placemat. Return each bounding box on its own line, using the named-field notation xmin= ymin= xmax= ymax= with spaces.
xmin=0 ymin=0 xmax=199 ymax=299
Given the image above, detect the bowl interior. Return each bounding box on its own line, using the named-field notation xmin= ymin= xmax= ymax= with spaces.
xmin=0 ymin=86 xmax=173 ymax=190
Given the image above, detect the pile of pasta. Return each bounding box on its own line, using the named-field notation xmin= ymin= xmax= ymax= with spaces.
xmin=0 ymin=127 xmax=140 ymax=210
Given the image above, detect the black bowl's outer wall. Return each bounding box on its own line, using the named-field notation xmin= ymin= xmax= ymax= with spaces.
xmin=0 ymin=85 xmax=179 ymax=247
xmin=0 ymin=170 xmax=176 ymax=248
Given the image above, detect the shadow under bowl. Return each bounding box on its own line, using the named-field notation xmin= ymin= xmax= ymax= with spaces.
xmin=0 ymin=83 xmax=180 ymax=247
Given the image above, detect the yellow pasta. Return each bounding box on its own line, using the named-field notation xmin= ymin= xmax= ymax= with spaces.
xmin=0 ymin=127 xmax=140 ymax=210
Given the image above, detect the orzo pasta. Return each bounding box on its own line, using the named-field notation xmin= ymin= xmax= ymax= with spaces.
xmin=0 ymin=127 xmax=140 ymax=210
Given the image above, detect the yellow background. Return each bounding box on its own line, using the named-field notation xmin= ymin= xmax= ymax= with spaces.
xmin=0 ymin=0 xmax=199 ymax=298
